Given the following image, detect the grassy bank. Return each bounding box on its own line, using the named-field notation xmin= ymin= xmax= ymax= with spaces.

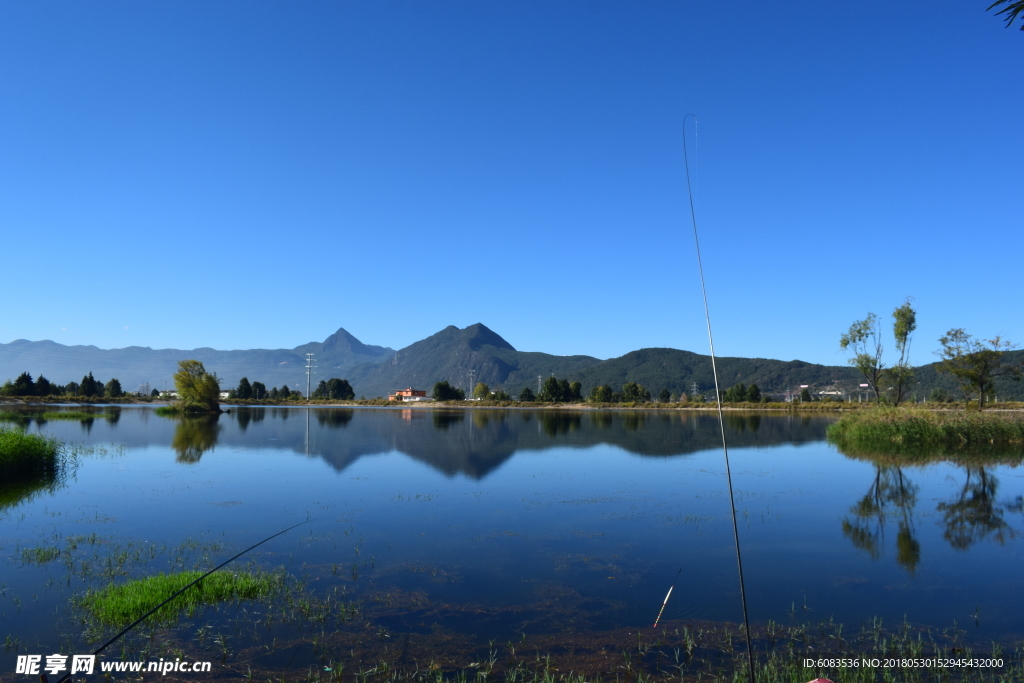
xmin=827 ymin=407 xmax=1024 ymax=456
xmin=79 ymin=570 xmax=286 ymax=625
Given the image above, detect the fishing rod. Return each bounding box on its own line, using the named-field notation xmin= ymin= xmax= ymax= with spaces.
xmin=681 ymin=114 xmax=757 ymax=683
xmin=54 ymin=519 xmax=311 ymax=683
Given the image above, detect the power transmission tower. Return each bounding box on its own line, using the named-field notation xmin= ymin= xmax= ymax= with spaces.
xmin=537 ymin=375 xmax=542 ymax=393
xmin=305 ymin=354 xmax=316 ymax=400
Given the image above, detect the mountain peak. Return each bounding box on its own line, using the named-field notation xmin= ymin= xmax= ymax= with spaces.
xmin=462 ymin=323 xmax=515 ymax=352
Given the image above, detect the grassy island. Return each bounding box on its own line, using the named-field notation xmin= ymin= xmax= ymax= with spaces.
xmin=827 ymin=407 xmax=1024 ymax=456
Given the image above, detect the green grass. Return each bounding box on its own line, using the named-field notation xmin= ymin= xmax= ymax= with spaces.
xmin=827 ymin=407 xmax=1024 ymax=458
xmin=0 ymin=427 xmax=62 ymax=477
xmin=0 ymin=427 xmax=68 ymax=510
xmin=39 ymin=410 xmax=113 ymax=420
xmin=79 ymin=570 xmax=286 ymax=625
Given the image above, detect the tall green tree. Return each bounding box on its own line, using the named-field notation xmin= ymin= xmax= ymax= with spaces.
xmin=518 ymin=387 xmax=535 ymax=402
xmin=12 ymin=372 xmax=35 ymax=396
xmin=747 ymin=384 xmax=762 ymax=403
xmin=937 ymin=330 xmax=1022 ymax=409
xmin=658 ymin=388 xmax=671 ymax=403
xmin=325 ymin=378 xmax=354 ymax=400
xmin=473 ymin=382 xmax=491 ymax=400
xmin=800 ymin=387 xmax=812 ymax=402
xmin=885 ymin=298 xmax=917 ymax=407
xmin=840 ymin=313 xmax=885 ymax=403
xmin=172 ymin=360 xmax=221 ymax=412
xmin=80 ymin=372 xmax=99 ymax=397
xmin=588 ymin=385 xmax=613 ymax=403
xmin=724 ymin=383 xmax=748 ymax=403
xmin=36 ymin=375 xmax=55 ymax=396
xmin=236 ymin=377 xmax=254 ymax=400
xmin=569 ymin=381 xmax=582 ymax=402
xmin=538 ymin=376 xmax=563 ymax=402
xmin=432 ymin=381 xmax=465 ymax=401
xmin=251 ymin=381 xmax=267 ymax=400
xmin=104 ymin=379 xmax=123 ymax=398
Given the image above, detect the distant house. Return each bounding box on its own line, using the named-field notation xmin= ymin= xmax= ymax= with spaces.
xmin=388 ymin=387 xmax=429 ymax=402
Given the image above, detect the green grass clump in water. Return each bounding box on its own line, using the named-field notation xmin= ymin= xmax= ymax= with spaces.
xmin=828 ymin=407 xmax=1024 ymax=456
xmin=0 ymin=427 xmax=62 ymax=477
xmin=39 ymin=411 xmax=113 ymax=421
xmin=80 ymin=570 xmax=285 ymax=625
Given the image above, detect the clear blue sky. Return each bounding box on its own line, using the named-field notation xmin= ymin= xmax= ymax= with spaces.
xmin=3 ymin=1 xmax=1021 ymax=366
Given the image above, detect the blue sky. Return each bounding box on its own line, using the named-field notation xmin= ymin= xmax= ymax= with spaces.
xmin=2 ymin=1 xmax=1021 ymax=366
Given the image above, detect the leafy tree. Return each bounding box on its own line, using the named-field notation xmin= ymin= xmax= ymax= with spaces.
xmin=270 ymin=387 xmax=280 ymax=399
xmin=724 ymin=383 xmax=747 ymax=403
xmin=36 ymin=375 xmax=55 ymax=396
xmin=621 ymin=381 xmax=650 ymax=402
xmin=432 ymin=381 xmax=465 ymax=401
xmin=658 ymin=388 xmax=671 ymax=403
xmin=884 ymin=298 xmax=917 ymax=407
xmin=313 ymin=380 xmax=329 ymax=398
xmin=105 ymin=379 xmax=123 ymax=398
xmin=150 ymin=388 xmax=160 ymax=397
xmin=13 ymin=372 xmax=35 ymax=396
xmin=236 ymin=377 xmax=254 ymax=400
xmin=518 ymin=387 xmax=535 ymax=402
xmin=988 ymin=0 xmax=1024 ymax=30
xmin=800 ymin=388 xmax=812 ymax=402
xmin=280 ymin=384 xmax=292 ymax=400
xmin=936 ymin=330 xmax=1022 ymax=409
xmin=569 ymin=381 xmax=582 ymax=402
xmin=252 ymin=381 xmax=267 ymax=400
xmin=80 ymin=372 xmax=99 ymax=397
xmin=588 ymin=385 xmax=614 ymax=403
xmin=538 ymin=376 xmax=562 ymax=402
xmin=840 ymin=313 xmax=885 ymax=403
xmin=172 ymin=360 xmax=221 ymax=412
xmin=326 ymin=378 xmax=354 ymax=400
xmin=492 ymin=389 xmax=511 ymax=401
xmin=473 ymin=382 xmax=491 ymax=400
xmin=65 ymin=381 xmax=80 ymax=396
xmin=747 ymin=383 xmax=762 ymax=403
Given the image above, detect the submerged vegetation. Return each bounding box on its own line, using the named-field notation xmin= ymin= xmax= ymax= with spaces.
xmin=828 ymin=408 xmax=1024 ymax=456
xmin=79 ymin=569 xmax=286 ymax=625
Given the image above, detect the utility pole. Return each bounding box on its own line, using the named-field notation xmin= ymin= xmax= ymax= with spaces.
xmin=305 ymin=354 xmax=315 ymax=400
xmin=537 ymin=375 xmax=542 ymax=394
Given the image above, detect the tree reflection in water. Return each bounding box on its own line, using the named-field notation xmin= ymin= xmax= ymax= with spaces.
xmin=938 ymin=467 xmax=1023 ymax=550
xmin=171 ymin=415 xmax=221 ymax=463
xmin=842 ymin=466 xmax=920 ymax=573
xmin=843 ymin=462 xmax=1024 ymax=570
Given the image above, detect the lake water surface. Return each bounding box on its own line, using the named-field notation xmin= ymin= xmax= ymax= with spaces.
xmin=1 ymin=406 xmax=1022 ymax=679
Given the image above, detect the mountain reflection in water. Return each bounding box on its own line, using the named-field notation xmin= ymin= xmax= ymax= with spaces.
xmin=219 ymin=408 xmax=831 ymax=479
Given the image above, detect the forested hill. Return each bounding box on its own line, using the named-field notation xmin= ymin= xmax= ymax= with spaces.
xmin=3 ymin=324 xmax=1022 ymax=400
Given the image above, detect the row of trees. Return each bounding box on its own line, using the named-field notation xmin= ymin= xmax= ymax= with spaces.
xmin=841 ymin=299 xmax=1021 ymax=408
xmin=722 ymin=383 xmax=763 ymax=403
xmin=0 ymin=371 xmax=127 ymax=398
xmin=226 ymin=376 xmax=308 ymax=401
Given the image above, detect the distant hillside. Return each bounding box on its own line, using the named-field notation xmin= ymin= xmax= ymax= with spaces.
xmin=0 ymin=328 xmax=394 ymax=393
xmin=3 ymin=324 xmax=1021 ymax=400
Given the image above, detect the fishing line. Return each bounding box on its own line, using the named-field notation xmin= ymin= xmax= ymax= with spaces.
xmin=652 ymin=568 xmax=682 ymax=628
xmin=55 ymin=519 xmax=311 ymax=683
xmin=682 ymin=114 xmax=756 ymax=683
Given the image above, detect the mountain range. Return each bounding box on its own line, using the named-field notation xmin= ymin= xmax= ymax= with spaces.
xmin=2 ymin=323 xmax=1021 ymax=400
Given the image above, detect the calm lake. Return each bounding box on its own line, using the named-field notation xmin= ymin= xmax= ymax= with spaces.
xmin=1 ymin=406 xmax=1022 ymax=679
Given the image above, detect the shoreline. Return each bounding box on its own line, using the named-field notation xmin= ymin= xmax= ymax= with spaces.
xmin=3 ymin=396 xmax=1022 ymax=412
